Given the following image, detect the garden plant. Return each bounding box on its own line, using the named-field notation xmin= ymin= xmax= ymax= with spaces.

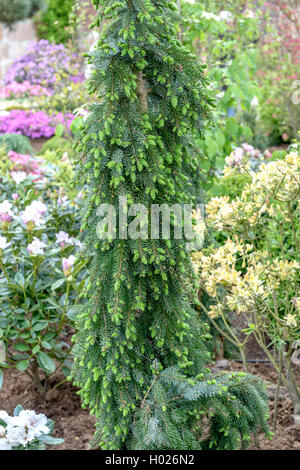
xmin=0 ymin=146 xmax=87 ymax=394
xmin=193 ymin=149 xmax=300 ymax=428
xmin=70 ymin=0 xmax=270 ymax=450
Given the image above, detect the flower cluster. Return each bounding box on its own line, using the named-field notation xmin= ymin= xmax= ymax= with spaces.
xmin=20 ymin=200 xmax=47 ymax=229
xmin=225 ymin=143 xmax=263 ymax=171
xmin=0 ymin=81 xmax=52 ymax=100
xmin=0 ymin=406 xmax=62 ymax=450
xmin=192 ymin=150 xmax=300 ymax=409
xmin=0 ymin=200 xmax=13 ymax=228
xmin=0 ymin=110 xmax=75 ymax=139
xmin=0 ymin=150 xmax=86 ymax=390
xmin=27 ymin=237 xmax=47 ymax=256
xmin=9 ymin=151 xmax=44 ymax=177
xmin=193 ymin=240 xmax=299 ymax=325
xmin=208 ymin=152 xmax=300 ymax=231
xmin=4 ymin=40 xmax=83 ymax=89
xmin=56 ymin=230 xmax=83 ymax=249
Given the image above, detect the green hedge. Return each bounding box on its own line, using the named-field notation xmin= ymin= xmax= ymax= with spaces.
xmin=35 ymin=0 xmax=75 ymax=44
xmin=0 ymin=0 xmax=45 ymax=28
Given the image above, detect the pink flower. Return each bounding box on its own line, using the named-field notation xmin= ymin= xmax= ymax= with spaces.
xmin=282 ymin=133 xmax=289 ymax=141
xmin=62 ymin=255 xmax=76 ymax=276
xmin=12 ymin=194 xmax=19 ymax=201
xmin=57 ymin=197 xmax=68 ymax=206
xmin=265 ymin=150 xmax=272 ymax=159
xmin=8 ymin=151 xmax=44 ymax=177
xmin=242 ymin=143 xmax=255 ymax=155
xmin=226 ymin=147 xmax=244 ymax=167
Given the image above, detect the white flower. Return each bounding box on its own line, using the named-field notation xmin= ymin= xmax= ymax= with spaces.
xmin=219 ymin=10 xmax=232 ymax=21
xmin=55 ymin=231 xmax=73 ymax=247
xmin=21 ymin=206 xmax=45 ymax=227
xmin=0 ymin=236 xmax=10 ymax=250
xmin=285 ymin=314 xmax=297 ymax=328
xmin=0 ymin=425 xmax=6 ymax=438
xmin=27 ymin=238 xmax=47 ymax=256
xmin=0 ymin=409 xmax=50 ymax=449
xmin=0 ymin=200 xmax=13 ymax=216
xmin=11 ymin=171 xmax=27 ymax=184
xmin=18 ymin=410 xmax=49 ymax=439
xmin=20 ymin=200 xmax=47 ymax=228
xmin=0 ymin=438 xmax=12 ymax=450
xmin=251 ymin=96 xmax=259 ymax=107
xmin=30 ymin=200 xmax=47 ymax=215
xmin=202 ymin=11 xmax=219 ymax=20
xmin=6 ymin=423 xmax=30 ymax=447
xmin=57 ymin=196 xmax=68 ymax=206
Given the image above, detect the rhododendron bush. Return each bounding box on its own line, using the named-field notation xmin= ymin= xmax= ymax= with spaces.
xmin=4 ymin=40 xmax=83 ymax=89
xmin=193 ymin=151 xmax=300 ymax=425
xmin=0 ymin=110 xmax=75 ymax=140
xmin=0 ymin=40 xmax=88 ymax=141
xmin=0 ymin=147 xmax=87 ymax=394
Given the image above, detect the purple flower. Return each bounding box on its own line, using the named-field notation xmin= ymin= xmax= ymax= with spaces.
xmin=0 ymin=110 xmax=74 ymax=140
xmin=4 ymin=40 xmax=83 ymax=89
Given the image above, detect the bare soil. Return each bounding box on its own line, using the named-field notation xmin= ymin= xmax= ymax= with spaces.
xmin=1 ymin=360 xmax=299 ymax=450
xmin=0 ymin=368 xmax=96 ymax=450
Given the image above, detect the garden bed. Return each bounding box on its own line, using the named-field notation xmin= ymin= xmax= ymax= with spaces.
xmin=1 ymin=361 xmax=299 ymax=450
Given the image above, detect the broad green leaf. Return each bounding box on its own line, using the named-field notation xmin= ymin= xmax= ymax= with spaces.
xmin=16 ymin=360 xmax=29 ymax=371
xmin=32 ymin=321 xmax=48 ymax=332
xmin=171 ymin=96 xmax=178 ymax=108
xmin=55 ymin=123 xmax=64 ymax=137
xmin=14 ymin=343 xmax=30 ymax=352
xmin=66 ymin=305 xmax=82 ymax=321
xmin=37 ymin=352 xmax=56 ymax=375
xmin=51 ymin=279 xmax=65 ymax=291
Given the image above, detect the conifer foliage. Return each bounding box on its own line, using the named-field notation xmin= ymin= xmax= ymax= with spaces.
xmin=71 ymin=0 xmax=270 ymax=449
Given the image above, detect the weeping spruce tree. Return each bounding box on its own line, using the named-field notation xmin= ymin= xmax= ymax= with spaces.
xmin=71 ymin=0 xmax=270 ymax=450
